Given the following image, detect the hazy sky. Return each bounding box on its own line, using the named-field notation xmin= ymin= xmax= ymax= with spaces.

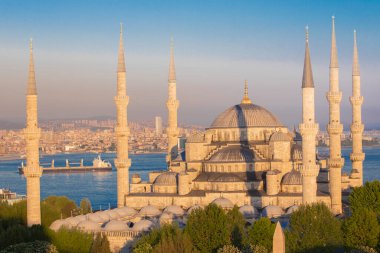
xmin=0 ymin=0 xmax=379 ymax=129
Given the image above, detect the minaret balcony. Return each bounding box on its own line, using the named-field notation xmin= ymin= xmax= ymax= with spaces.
xmin=299 ymin=123 xmax=319 ymax=135
xmin=23 ymin=167 xmax=43 ymax=177
xmin=166 ymin=127 xmax=179 ymax=135
xmin=350 ymin=152 xmax=365 ymax=162
xmin=166 ymin=100 xmax=179 ymax=108
xmin=349 ymin=96 xmax=363 ymax=106
xmin=327 ymin=123 xmax=343 ymax=135
xmin=23 ymin=127 xmax=41 ymax=139
xmin=326 ymin=91 xmax=342 ymax=103
xmin=350 ymin=123 xmax=364 ymax=133
xmin=300 ymin=164 xmax=320 ymax=177
xmin=327 ymin=157 xmax=344 ymax=168
xmin=115 ymin=126 xmax=130 ymax=135
xmin=115 ymin=158 xmax=131 ymax=169
xmin=114 ymin=96 xmax=129 ymax=106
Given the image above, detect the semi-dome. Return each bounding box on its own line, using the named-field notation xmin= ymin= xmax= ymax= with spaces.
xmin=262 ymin=205 xmax=284 ymax=218
xmin=239 ymin=205 xmax=259 ymax=219
xmin=270 ymin=132 xmax=291 ymax=142
xmin=115 ymin=206 xmax=137 ymax=217
xmin=212 ymin=173 xmax=243 ymax=182
xmin=212 ymin=197 xmax=234 ymax=209
xmin=77 ymin=220 xmax=101 ymax=232
xmin=163 ymin=205 xmax=185 ymax=216
xmin=282 ymin=170 xmax=302 ymax=185
xmin=104 ymin=220 xmax=129 ymax=231
xmin=154 ymin=172 xmax=177 ymax=186
xmin=210 ymin=103 xmax=283 ymax=129
xmin=139 ymin=205 xmax=162 ymax=217
xmin=132 ymin=219 xmax=154 ymax=232
xmin=209 ymin=146 xmax=254 ymax=163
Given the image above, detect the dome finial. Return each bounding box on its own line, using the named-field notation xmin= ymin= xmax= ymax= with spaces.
xmin=241 ymin=80 xmax=252 ymax=104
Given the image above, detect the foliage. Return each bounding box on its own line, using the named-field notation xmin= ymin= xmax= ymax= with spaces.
xmin=286 ymin=203 xmax=343 ymax=253
xmin=0 ymin=201 xmax=27 ymax=225
xmin=347 ymin=246 xmax=379 ymax=253
xmin=349 ymin=180 xmax=380 ymax=217
xmin=41 ymin=196 xmax=78 ymax=226
xmin=226 ymin=206 xmax=246 ymax=249
xmin=80 ymin=198 xmax=92 ymax=215
xmin=133 ymin=242 xmax=153 ymax=253
xmin=0 ymin=240 xmax=58 ymax=253
xmin=47 ymin=227 xmax=93 ymax=253
xmin=343 ymin=208 xmax=380 ymax=250
xmin=217 ymin=244 xmax=242 ymax=253
xmin=91 ymin=233 xmax=111 ymax=253
xmin=246 ymin=218 xmax=275 ymax=252
xmin=243 ymin=244 xmax=268 ymax=253
xmin=185 ymin=204 xmax=230 ymax=253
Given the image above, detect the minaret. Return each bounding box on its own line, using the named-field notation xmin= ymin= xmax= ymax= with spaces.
xmin=326 ymin=17 xmax=344 ymax=214
xmin=299 ymin=27 xmax=320 ymax=205
xmin=166 ymin=38 xmax=180 ymax=165
xmin=350 ymin=30 xmax=365 ymax=186
xmin=114 ymin=24 xmax=131 ymax=207
xmin=23 ymin=39 xmax=42 ymax=226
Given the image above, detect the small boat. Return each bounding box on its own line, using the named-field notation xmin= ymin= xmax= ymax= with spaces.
xmin=18 ymin=155 xmax=112 ymax=174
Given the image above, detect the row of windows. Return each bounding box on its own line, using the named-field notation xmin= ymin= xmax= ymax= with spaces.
xmin=204 ymin=163 xmax=254 ymax=173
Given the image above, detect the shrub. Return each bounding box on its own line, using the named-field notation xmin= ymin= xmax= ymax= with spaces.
xmin=91 ymin=233 xmax=111 ymax=253
xmin=349 ymin=181 xmax=380 ymax=217
xmin=0 ymin=240 xmax=58 ymax=253
xmin=243 ymin=244 xmax=268 ymax=253
xmin=48 ymin=228 xmax=93 ymax=253
xmin=80 ymin=198 xmax=92 ymax=215
xmin=217 ymin=245 xmax=242 ymax=253
xmin=246 ymin=218 xmax=275 ymax=252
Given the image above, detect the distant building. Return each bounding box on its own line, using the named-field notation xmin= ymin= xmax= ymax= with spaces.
xmin=155 ymin=116 xmax=163 ymax=136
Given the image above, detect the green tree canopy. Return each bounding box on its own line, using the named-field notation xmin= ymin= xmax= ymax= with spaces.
xmin=91 ymin=233 xmax=111 ymax=253
xmin=286 ymin=203 xmax=343 ymax=253
xmin=217 ymin=245 xmax=242 ymax=253
xmin=343 ymin=208 xmax=380 ymax=250
xmin=47 ymin=228 xmax=93 ymax=253
xmin=80 ymin=198 xmax=92 ymax=215
xmin=349 ymin=181 xmax=380 ymax=217
xmin=226 ymin=206 xmax=246 ymax=249
xmin=246 ymin=218 xmax=275 ymax=252
xmin=41 ymin=196 xmax=78 ymax=226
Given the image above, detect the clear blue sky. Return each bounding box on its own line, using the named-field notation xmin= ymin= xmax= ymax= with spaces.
xmin=0 ymin=0 xmax=379 ymax=128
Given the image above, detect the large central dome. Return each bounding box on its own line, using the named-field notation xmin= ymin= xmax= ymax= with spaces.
xmin=210 ymin=103 xmax=283 ymax=129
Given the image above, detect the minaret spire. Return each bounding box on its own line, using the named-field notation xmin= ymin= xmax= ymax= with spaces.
xmin=166 ymin=37 xmax=180 ymax=165
xmin=299 ymin=26 xmax=320 ymax=205
xmin=326 ymin=16 xmax=344 ymax=214
xmin=114 ymin=23 xmax=131 ymax=207
xmin=241 ymin=80 xmax=252 ymax=104
xmin=24 ymin=39 xmax=42 ymax=226
xmin=302 ymin=26 xmax=314 ymax=88
xmin=350 ymin=29 xmax=365 ymax=186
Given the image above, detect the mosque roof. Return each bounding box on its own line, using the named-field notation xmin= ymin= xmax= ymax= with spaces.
xmin=115 ymin=206 xmax=137 ymax=217
xmin=270 ymin=132 xmax=292 ymax=142
xmin=286 ymin=205 xmax=300 ymax=215
xmin=208 ymin=146 xmax=254 ymax=163
xmin=77 ymin=220 xmax=101 ymax=232
xmin=195 ymin=172 xmax=264 ymax=182
xmin=132 ymin=219 xmax=154 ymax=232
xmin=282 ymin=170 xmax=302 ymax=185
xmin=262 ymin=205 xmax=284 ymax=218
xmin=163 ymin=205 xmax=185 ymax=216
xmin=104 ymin=220 xmax=129 ymax=232
xmin=212 ymin=197 xmax=234 ymax=209
xmin=187 ymin=205 xmax=203 ymax=215
xmin=139 ymin=205 xmax=162 ymax=217
xmin=154 ymin=172 xmax=177 ymax=186
xmin=239 ymin=205 xmax=259 ymax=219
xmin=210 ymin=103 xmax=283 ymax=129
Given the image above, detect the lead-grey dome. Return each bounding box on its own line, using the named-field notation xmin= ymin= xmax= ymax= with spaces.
xmin=282 ymin=170 xmax=302 ymax=185
xmin=210 ymin=103 xmax=283 ymax=129
xmin=209 ymin=146 xmax=254 ymax=163
xmin=154 ymin=172 xmax=177 ymax=186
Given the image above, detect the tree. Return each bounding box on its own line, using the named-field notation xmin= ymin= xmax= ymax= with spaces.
xmin=185 ymin=204 xmax=230 ymax=253
xmin=217 ymin=245 xmax=242 ymax=253
xmin=349 ymin=181 xmax=380 ymax=217
xmin=343 ymin=208 xmax=380 ymax=250
xmin=133 ymin=242 xmax=153 ymax=253
xmin=91 ymin=233 xmax=111 ymax=253
xmin=246 ymin=218 xmax=275 ymax=252
xmin=48 ymin=228 xmax=93 ymax=253
xmin=286 ymin=203 xmax=343 ymax=253
xmin=243 ymin=244 xmax=268 ymax=253
xmin=152 ymin=226 xmax=197 ymax=253
xmin=80 ymin=198 xmax=92 ymax=214
xmin=41 ymin=196 xmax=78 ymax=226
xmin=0 ymin=240 xmax=58 ymax=253
xmin=227 ymin=206 xmax=246 ymax=249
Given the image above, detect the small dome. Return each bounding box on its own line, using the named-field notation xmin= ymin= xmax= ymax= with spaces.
xmin=73 ymin=215 xmax=87 ymax=223
xmin=209 ymin=146 xmax=254 ymax=163
xmin=96 ymin=212 xmax=111 ymax=222
xmin=154 ymin=172 xmax=177 ymax=186
xmin=210 ymin=103 xmax=283 ymax=129
xmin=163 ymin=205 xmax=185 ymax=216
xmin=132 ymin=219 xmax=154 ymax=232
xmin=115 ymin=206 xmax=137 ymax=217
xmin=132 ymin=174 xmax=141 ymax=179
xmin=139 ymin=205 xmax=162 ymax=217
xmin=262 ymin=205 xmax=284 ymax=218
xmin=106 ymin=210 xmax=121 ymax=220
xmin=270 ymin=132 xmax=291 ymax=142
xmin=286 ymin=205 xmax=299 ymax=215
xmin=77 ymin=220 xmax=101 ymax=232
xmin=49 ymin=219 xmax=66 ymax=232
xmin=104 ymin=220 xmax=129 ymax=232
xmin=212 ymin=197 xmax=234 ymax=209
xmin=86 ymin=213 xmax=103 ymax=223
xmin=239 ymin=205 xmax=259 ymax=219
xmin=187 ymin=132 xmax=205 ymax=143
xmin=159 ymin=212 xmax=174 ymax=225
xmin=187 ymin=205 xmax=202 ymax=215
xmin=65 ymin=217 xmax=81 ymax=227
xmin=282 ymin=171 xmax=302 ymax=185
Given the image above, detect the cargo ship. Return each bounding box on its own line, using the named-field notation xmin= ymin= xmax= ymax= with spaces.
xmin=18 ymin=155 xmax=112 ymax=174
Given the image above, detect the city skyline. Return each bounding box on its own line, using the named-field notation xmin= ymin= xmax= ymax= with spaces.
xmin=0 ymin=0 xmax=380 ymax=129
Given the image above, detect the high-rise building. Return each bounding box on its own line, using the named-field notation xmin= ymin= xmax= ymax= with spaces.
xmin=155 ymin=116 xmax=163 ymax=136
